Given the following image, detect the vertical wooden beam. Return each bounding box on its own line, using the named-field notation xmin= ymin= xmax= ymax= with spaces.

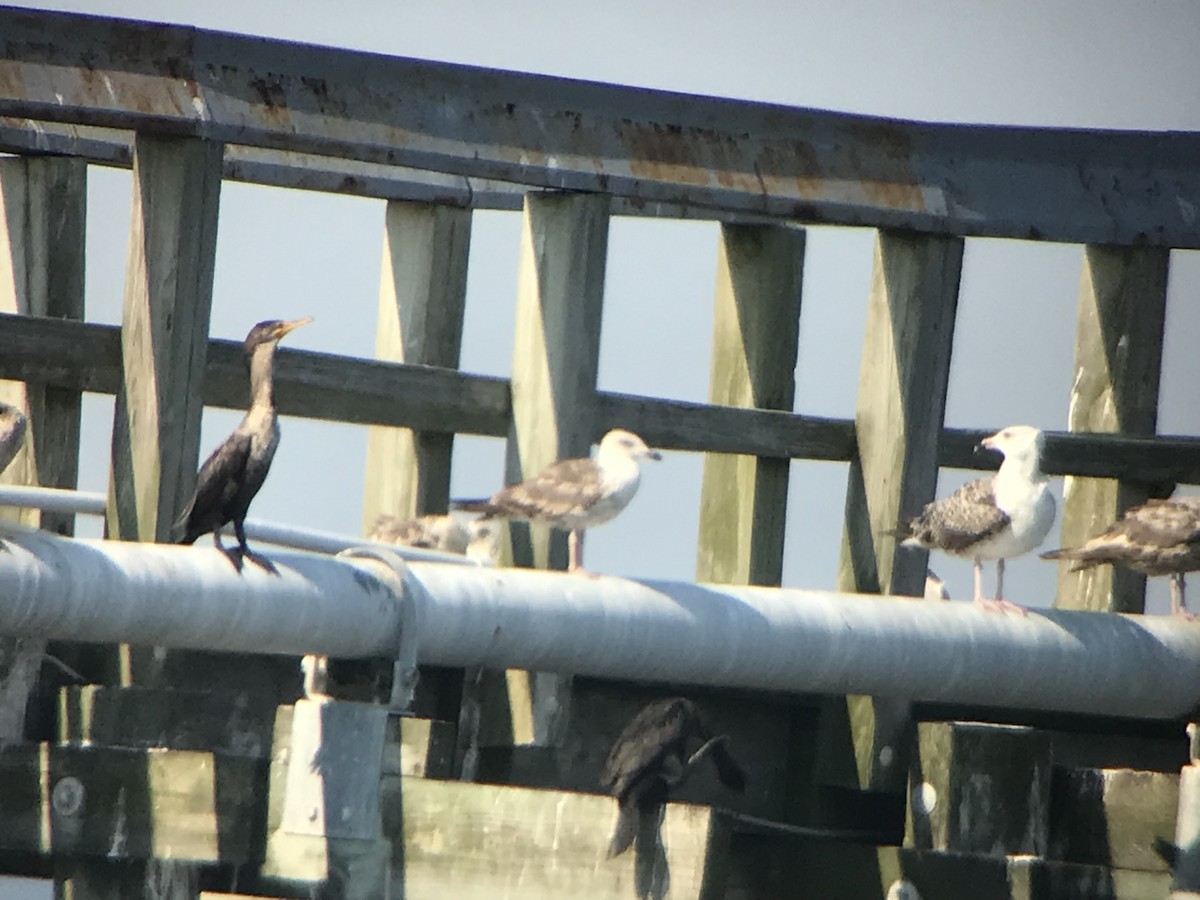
xmin=506 ymin=192 xmax=608 ymax=572
xmin=106 ymin=135 xmax=222 ymax=545
xmin=502 ymin=192 xmax=608 ymax=747
xmin=0 ymin=157 xmax=86 ymax=535
xmin=1054 ymin=246 xmax=1169 ymax=614
xmin=696 ymin=224 xmax=805 ymax=586
xmin=827 ymin=231 xmax=963 ymax=815
xmin=838 ymin=232 xmax=964 ymax=600
xmin=362 ymin=201 xmax=471 ymax=528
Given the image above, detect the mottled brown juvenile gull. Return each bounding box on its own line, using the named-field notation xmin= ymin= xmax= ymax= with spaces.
xmin=368 ymin=513 xmax=497 ymax=561
xmin=453 ymin=428 xmax=661 ymax=575
xmin=0 ymin=402 xmax=27 ymax=475
xmin=895 ymin=425 xmax=1055 ymax=614
xmin=1042 ymin=494 xmax=1200 ymax=617
xmin=601 ymin=697 xmax=745 ymax=870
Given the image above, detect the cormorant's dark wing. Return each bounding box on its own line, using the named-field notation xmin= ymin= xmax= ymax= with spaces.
xmin=600 ymin=697 xmax=697 ymax=798
xmin=174 ymin=432 xmax=252 ymax=543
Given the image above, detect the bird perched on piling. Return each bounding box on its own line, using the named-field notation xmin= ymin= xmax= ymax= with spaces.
xmin=173 ymin=317 xmax=312 ymax=569
xmin=1041 ymin=494 xmax=1200 ymax=617
xmin=894 ymin=425 xmax=1055 ymax=614
xmin=0 ymin=402 xmax=27 ymax=475
xmin=452 ymin=428 xmax=661 ymax=575
xmin=368 ymin=513 xmax=497 ymax=561
xmin=601 ymin=697 xmax=745 ymax=866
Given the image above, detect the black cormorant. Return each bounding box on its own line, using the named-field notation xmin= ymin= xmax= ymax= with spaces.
xmin=600 ymin=697 xmax=745 ymax=860
xmin=0 ymin=402 xmax=28 ymax=474
xmin=173 ymin=317 xmax=311 ymax=568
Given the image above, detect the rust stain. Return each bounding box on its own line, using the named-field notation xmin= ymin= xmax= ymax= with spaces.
xmin=617 ymin=119 xmax=748 ymax=189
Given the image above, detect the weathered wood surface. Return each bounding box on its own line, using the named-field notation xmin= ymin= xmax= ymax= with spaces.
xmin=831 ymin=232 xmax=962 ymax=826
xmin=4 ymin=7 xmax=1200 ymax=246
xmin=6 ymin=311 xmax=1200 ymax=484
xmin=1053 ymin=246 xmax=1170 ymax=614
xmin=839 ymin=231 xmax=964 ymax=599
xmin=487 ymin=192 xmax=609 ymax=751
xmin=0 ymin=743 xmax=265 ymax=863
xmin=388 ymin=776 xmax=723 ymax=900
xmin=0 ymin=156 xmax=85 ymax=536
xmin=106 ymin=135 xmax=222 ymax=544
xmin=362 ymin=201 xmax=471 ymax=529
xmin=696 ymin=224 xmax=805 ymax=587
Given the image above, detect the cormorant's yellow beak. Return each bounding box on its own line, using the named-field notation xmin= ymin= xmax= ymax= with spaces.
xmin=276 ymin=316 xmax=313 ymax=339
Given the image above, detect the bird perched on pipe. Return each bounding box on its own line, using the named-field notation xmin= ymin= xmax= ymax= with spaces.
xmin=894 ymin=424 xmax=1055 ymax=614
xmin=0 ymin=402 xmax=27 ymax=476
xmin=600 ymin=697 xmax=745 ymax=896
xmin=368 ymin=512 xmax=497 ymax=562
xmin=173 ymin=317 xmax=312 ymax=570
xmin=1041 ymin=494 xmax=1200 ymax=617
xmin=452 ymin=428 xmax=661 ymax=575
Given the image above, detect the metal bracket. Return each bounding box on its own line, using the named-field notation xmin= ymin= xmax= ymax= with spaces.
xmin=338 ymin=546 xmax=421 ymax=713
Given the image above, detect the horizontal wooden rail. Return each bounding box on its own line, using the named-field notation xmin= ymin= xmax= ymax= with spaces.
xmin=1 ymin=8 xmax=1198 ymax=245
xmin=3 ymin=313 xmax=1200 ymax=483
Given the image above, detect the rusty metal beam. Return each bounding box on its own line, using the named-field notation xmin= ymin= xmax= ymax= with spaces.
xmin=1 ymin=8 xmax=1198 ymax=245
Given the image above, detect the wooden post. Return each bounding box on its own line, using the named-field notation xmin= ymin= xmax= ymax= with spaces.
xmin=696 ymin=224 xmax=805 ymax=586
xmin=362 ymin=201 xmax=471 ymax=528
xmin=500 ymin=192 xmax=608 ymax=747
xmin=106 ymin=135 xmax=223 ymax=545
xmin=1054 ymin=246 xmax=1169 ymax=614
xmin=0 ymin=157 xmax=86 ymax=535
xmin=830 ymin=230 xmax=963 ymax=806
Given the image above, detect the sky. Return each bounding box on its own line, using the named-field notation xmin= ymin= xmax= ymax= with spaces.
xmin=21 ymin=1 xmax=1200 ymax=605
xmin=5 ymin=3 xmax=1200 ymax=891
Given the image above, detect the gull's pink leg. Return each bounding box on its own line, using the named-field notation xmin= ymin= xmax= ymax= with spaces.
xmin=1172 ymin=574 xmax=1195 ymax=619
xmin=568 ymin=530 xmax=598 ymax=577
xmin=978 ymin=558 xmax=1028 ymax=615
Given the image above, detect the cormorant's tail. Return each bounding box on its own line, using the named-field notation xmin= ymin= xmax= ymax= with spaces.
xmin=607 ymin=801 xmax=640 ymax=859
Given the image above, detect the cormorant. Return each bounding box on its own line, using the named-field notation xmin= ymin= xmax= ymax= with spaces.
xmin=600 ymin=697 xmax=745 ymax=860
xmin=453 ymin=428 xmax=661 ymax=574
xmin=173 ymin=317 xmax=311 ymax=568
xmin=895 ymin=425 xmax=1055 ymax=614
xmin=0 ymin=402 xmax=27 ymax=474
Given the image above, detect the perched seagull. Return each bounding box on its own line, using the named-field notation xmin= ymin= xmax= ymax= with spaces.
xmin=895 ymin=425 xmax=1055 ymax=614
xmin=1041 ymin=494 xmax=1200 ymax=617
xmin=174 ymin=317 xmax=312 ymax=570
xmin=368 ymin=513 xmax=497 ymax=561
xmin=452 ymin=428 xmax=661 ymax=575
xmin=0 ymin=402 xmax=27 ymax=474
xmin=600 ymin=697 xmax=745 ymax=864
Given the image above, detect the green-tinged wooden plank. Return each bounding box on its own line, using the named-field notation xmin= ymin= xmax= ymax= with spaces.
xmin=106 ymin=135 xmax=222 ymax=544
xmin=1047 ymin=768 xmax=1177 ymax=872
xmin=362 ymin=201 xmax=471 ymax=529
xmin=0 ymin=743 xmax=265 ymax=864
xmin=0 ymin=156 xmax=86 ymax=536
xmin=696 ymin=223 xmax=804 ymax=587
xmin=827 ymin=232 xmax=962 ymax=846
xmin=1053 ymin=246 xmax=1169 ymax=613
xmin=490 ymin=192 xmax=609 ymax=751
xmin=386 ymin=776 xmax=725 ymax=900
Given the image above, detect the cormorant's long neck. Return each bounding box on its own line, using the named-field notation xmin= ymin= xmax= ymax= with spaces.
xmin=248 ymin=343 xmax=278 ymax=412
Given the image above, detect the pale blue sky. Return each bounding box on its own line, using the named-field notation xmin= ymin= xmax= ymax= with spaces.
xmin=6 ymin=2 xmax=1200 ymax=895
xmin=25 ymin=0 xmax=1200 ymax=609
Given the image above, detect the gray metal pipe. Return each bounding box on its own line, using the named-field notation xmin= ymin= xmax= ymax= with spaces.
xmin=0 ymin=527 xmax=1198 ymax=720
